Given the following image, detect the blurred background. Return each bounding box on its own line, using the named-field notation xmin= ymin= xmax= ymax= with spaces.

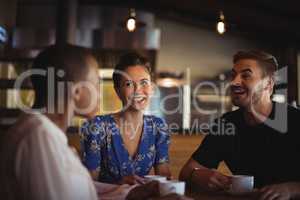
xmin=0 ymin=0 xmax=299 ymax=177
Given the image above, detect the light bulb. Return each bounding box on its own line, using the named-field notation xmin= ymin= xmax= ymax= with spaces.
xmin=217 ymin=21 xmax=225 ymax=34
xmin=127 ymin=17 xmax=136 ymax=32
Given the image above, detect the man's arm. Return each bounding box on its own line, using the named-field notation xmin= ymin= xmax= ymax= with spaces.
xmin=259 ymin=182 xmax=300 ymax=200
xmin=16 ymin=131 xmax=72 ymax=200
xmin=179 ymin=158 xmax=231 ymax=192
xmin=179 ymin=158 xmax=204 ymax=182
xmin=15 ymin=126 xmax=97 ymax=200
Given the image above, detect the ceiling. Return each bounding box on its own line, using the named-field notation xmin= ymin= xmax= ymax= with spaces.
xmin=79 ymin=0 xmax=300 ymax=44
xmin=17 ymin=0 xmax=300 ymax=44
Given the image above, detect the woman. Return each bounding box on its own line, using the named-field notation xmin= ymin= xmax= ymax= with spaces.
xmin=81 ymin=52 xmax=172 ymax=185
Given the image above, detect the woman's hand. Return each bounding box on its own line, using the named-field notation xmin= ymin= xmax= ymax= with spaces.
xmin=155 ymin=163 xmax=172 ymax=180
xmin=119 ymin=175 xmax=146 ymax=185
xmin=89 ymin=169 xmax=100 ymax=181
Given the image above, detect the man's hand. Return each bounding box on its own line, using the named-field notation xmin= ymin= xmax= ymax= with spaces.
xmin=126 ymin=181 xmax=160 ymax=200
xmin=119 ymin=175 xmax=146 ymax=185
xmin=193 ymin=169 xmax=231 ymax=192
xmin=179 ymin=159 xmax=231 ymax=192
xmin=259 ymin=183 xmax=293 ymax=200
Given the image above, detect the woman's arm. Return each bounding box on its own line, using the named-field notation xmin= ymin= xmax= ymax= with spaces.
xmin=153 ymin=117 xmax=172 ymax=179
xmin=80 ymin=119 xmax=102 ymax=181
xmin=89 ymin=169 xmax=100 ymax=181
xmin=154 ymin=163 xmax=172 ymax=179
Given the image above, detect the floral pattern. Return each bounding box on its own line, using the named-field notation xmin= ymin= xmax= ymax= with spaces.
xmin=80 ymin=115 xmax=170 ymax=184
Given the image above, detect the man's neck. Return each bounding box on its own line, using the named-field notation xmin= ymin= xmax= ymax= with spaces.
xmin=33 ymin=102 xmax=73 ymax=133
xmin=243 ymin=99 xmax=273 ymax=126
xmin=45 ymin=113 xmax=69 ymax=132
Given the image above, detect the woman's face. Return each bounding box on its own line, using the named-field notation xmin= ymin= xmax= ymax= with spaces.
xmin=117 ymin=65 xmax=152 ymax=111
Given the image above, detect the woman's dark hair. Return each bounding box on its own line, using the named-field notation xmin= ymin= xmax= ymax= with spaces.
xmin=112 ymin=52 xmax=152 ymax=89
xmin=233 ymin=50 xmax=278 ymax=77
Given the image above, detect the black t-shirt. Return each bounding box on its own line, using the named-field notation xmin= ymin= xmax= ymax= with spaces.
xmin=192 ymin=102 xmax=300 ymax=188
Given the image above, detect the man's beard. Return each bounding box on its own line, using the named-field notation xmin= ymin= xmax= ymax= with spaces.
xmin=231 ymin=88 xmax=264 ymax=110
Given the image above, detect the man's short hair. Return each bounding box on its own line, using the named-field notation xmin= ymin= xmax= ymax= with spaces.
xmin=31 ymin=44 xmax=95 ymax=107
xmin=233 ymin=50 xmax=278 ymax=77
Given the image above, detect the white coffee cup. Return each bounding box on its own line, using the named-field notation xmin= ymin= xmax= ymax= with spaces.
xmin=144 ymin=175 xmax=167 ymax=182
xmin=228 ymin=175 xmax=254 ymax=195
xmin=159 ymin=180 xmax=185 ymax=196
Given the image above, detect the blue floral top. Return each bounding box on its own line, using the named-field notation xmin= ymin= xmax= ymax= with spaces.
xmin=80 ymin=114 xmax=170 ymax=184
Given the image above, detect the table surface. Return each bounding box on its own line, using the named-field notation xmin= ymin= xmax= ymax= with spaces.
xmin=187 ymin=191 xmax=259 ymax=200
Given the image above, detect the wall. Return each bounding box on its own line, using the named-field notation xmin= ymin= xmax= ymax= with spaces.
xmin=155 ymin=19 xmax=263 ymax=80
xmin=298 ymin=52 xmax=300 ymax=104
xmin=0 ymin=0 xmax=17 ymax=28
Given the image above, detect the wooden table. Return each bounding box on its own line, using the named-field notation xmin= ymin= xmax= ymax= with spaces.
xmin=187 ymin=191 xmax=258 ymax=200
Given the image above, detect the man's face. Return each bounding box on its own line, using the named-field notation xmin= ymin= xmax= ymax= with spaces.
xmin=74 ymin=57 xmax=100 ymax=119
xmin=230 ymin=59 xmax=271 ymax=109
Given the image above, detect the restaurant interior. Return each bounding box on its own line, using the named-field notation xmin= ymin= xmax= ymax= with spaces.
xmin=0 ymin=0 xmax=300 ymax=190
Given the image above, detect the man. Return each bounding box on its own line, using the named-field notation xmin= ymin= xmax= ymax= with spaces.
xmin=0 ymin=45 xmax=100 ymax=200
xmin=179 ymin=50 xmax=300 ymax=200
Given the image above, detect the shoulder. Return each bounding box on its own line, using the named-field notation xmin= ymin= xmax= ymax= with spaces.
xmin=145 ymin=115 xmax=170 ymax=137
xmin=81 ymin=114 xmax=114 ymax=137
xmin=145 ymin=115 xmax=166 ymax=124
xmin=221 ymin=108 xmax=243 ymax=121
xmin=13 ymin=114 xmax=67 ymax=149
xmin=15 ymin=113 xmax=62 ymax=138
xmin=203 ymin=109 xmax=242 ymax=136
xmin=271 ymin=102 xmax=300 ymax=121
xmin=145 ymin=115 xmax=167 ymax=127
xmin=287 ymin=103 xmax=300 ymax=116
xmin=286 ymin=103 xmax=300 ymax=128
xmin=13 ymin=113 xmax=50 ymax=132
xmin=81 ymin=114 xmax=113 ymax=129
